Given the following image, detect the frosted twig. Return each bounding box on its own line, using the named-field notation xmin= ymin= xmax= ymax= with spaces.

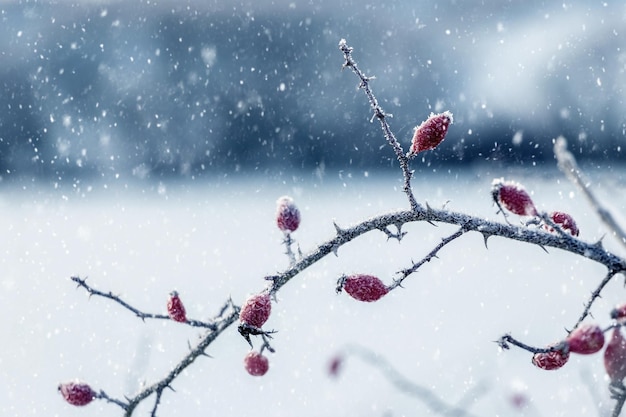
xmin=339 ymin=39 xmax=420 ymax=211
xmin=71 ymin=276 xmax=217 ymax=329
xmin=496 ymin=334 xmax=567 ymax=354
xmin=282 ymin=232 xmax=297 ymax=266
xmin=554 ymin=137 xmax=626 ymax=251
xmin=570 ymin=270 xmax=618 ymax=331
xmin=341 ymin=344 xmax=483 ymax=417
xmin=389 ymin=226 xmax=466 ymax=290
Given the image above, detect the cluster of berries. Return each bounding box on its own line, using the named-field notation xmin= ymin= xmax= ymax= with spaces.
xmin=531 ymin=304 xmax=626 ymax=384
xmin=491 ymin=178 xmax=580 ymax=236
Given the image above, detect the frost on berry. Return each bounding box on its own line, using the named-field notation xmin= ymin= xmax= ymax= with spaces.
xmin=566 ymin=323 xmax=605 ymax=355
xmin=491 ymin=178 xmax=538 ymax=217
xmin=407 ymin=111 xmax=453 ymax=157
xmin=337 ymin=274 xmax=388 ymax=302
xmin=544 ymin=211 xmax=579 ymax=237
xmin=58 ymin=381 xmax=96 ymax=406
xmin=276 ymin=196 xmax=301 ymax=233
xmin=531 ymin=345 xmax=569 ymax=370
xmin=239 ymin=293 xmax=272 ymax=328
xmin=167 ymin=291 xmax=187 ymax=323
xmin=604 ymin=327 xmax=626 ymax=382
xmin=244 ymin=351 xmax=269 ymax=376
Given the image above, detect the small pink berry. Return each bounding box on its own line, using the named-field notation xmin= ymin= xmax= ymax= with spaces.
xmin=531 ymin=346 xmax=569 ymax=370
xmin=408 ymin=111 xmax=453 ymax=157
xmin=611 ymin=304 xmax=626 ymax=320
xmin=328 ymin=355 xmax=343 ymax=378
xmin=276 ymin=196 xmax=301 ymax=233
xmin=244 ymin=351 xmax=269 ymax=376
xmin=491 ymin=179 xmax=538 ymax=217
xmin=239 ymin=293 xmax=272 ymax=328
xmin=604 ymin=327 xmax=626 ymax=382
xmin=167 ymin=291 xmax=187 ymax=323
xmin=58 ymin=381 xmax=96 ymax=406
xmin=544 ymin=211 xmax=579 ymax=236
xmin=566 ymin=323 xmax=605 ymax=355
xmin=339 ymin=274 xmax=388 ymax=302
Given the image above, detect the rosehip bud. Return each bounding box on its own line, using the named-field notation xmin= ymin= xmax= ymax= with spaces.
xmin=544 ymin=211 xmax=579 ymax=236
xmin=611 ymin=304 xmax=626 ymax=320
xmin=58 ymin=381 xmax=96 ymax=406
xmin=244 ymin=351 xmax=269 ymax=376
xmin=605 ymin=327 xmax=626 ymax=382
xmin=167 ymin=291 xmax=187 ymax=323
xmin=491 ymin=179 xmax=538 ymax=217
xmin=407 ymin=111 xmax=453 ymax=157
xmin=276 ymin=196 xmax=301 ymax=233
xmin=338 ymin=274 xmax=388 ymax=302
xmin=239 ymin=293 xmax=272 ymax=328
xmin=531 ymin=345 xmax=569 ymax=370
xmin=567 ymin=323 xmax=605 ymax=355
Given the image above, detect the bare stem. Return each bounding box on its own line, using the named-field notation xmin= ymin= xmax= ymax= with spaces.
xmin=389 ymin=226 xmax=466 ymax=290
xmin=339 ymin=39 xmax=419 ymax=211
xmin=554 ymin=137 xmax=626 ymax=251
xmin=571 ymin=269 xmax=619 ymax=331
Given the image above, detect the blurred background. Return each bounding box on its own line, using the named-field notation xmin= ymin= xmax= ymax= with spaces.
xmin=1 ymin=0 xmax=624 ymax=183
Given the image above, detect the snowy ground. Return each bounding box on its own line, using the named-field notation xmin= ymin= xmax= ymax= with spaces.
xmin=1 ymin=165 xmax=625 ymax=417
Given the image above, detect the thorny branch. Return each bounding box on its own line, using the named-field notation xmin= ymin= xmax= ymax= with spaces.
xmin=64 ymin=40 xmax=626 ymax=417
xmin=339 ymin=38 xmax=420 ymax=212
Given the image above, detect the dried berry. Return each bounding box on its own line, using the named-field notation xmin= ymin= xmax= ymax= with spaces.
xmin=567 ymin=323 xmax=605 ymax=354
xmin=58 ymin=381 xmax=96 ymax=406
xmin=491 ymin=179 xmax=537 ymax=217
xmin=611 ymin=304 xmax=626 ymax=320
xmin=276 ymin=196 xmax=301 ymax=233
xmin=604 ymin=327 xmax=626 ymax=382
xmin=531 ymin=346 xmax=569 ymax=370
xmin=239 ymin=293 xmax=272 ymax=328
xmin=408 ymin=111 xmax=453 ymax=157
xmin=244 ymin=351 xmax=269 ymax=376
xmin=338 ymin=274 xmax=388 ymax=302
xmin=167 ymin=291 xmax=187 ymax=323
xmin=544 ymin=211 xmax=579 ymax=236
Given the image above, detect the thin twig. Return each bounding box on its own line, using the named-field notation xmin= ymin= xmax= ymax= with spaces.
xmin=339 ymin=39 xmax=420 ymax=211
xmin=390 ymin=225 xmax=466 ymax=290
xmin=71 ymin=276 xmax=216 ymax=329
xmin=554 ymin=137 xmax=626 ymax=251
xmin=343 ymin=344 xmax=484 ymax=417
xmin=571 ymin=270 xmax=619 ymax=331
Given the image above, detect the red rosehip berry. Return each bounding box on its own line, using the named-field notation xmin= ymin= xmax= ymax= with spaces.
xmin=611 ymin=304 xmax=626 ymax=320
xmin=244 ymin=351 xmax=269 ymax=376
xmin=531 ymin=346 xmax=569 ymax=370
xmin=544 ymin=211 xmax=579 ymax=236
xmin=276 ymin=196 xmax=301 ymax=233
xmin=58 ymin=381 xmax=96 ymax=406
xmin=604 ymin=327 xmax=626 ymax=382
xmin=407 ymin=111 xmax=453 ymax=157
xmin=167 ymin=291 xmax=187 ymax=323
xmin=566 ymin=323 xmax=605 ymax=355
xmin=491 ymin=179 xmax=538 ymax=217
xmin=338 ymin=274 xmax=388 ymax=302
xmin=239 ymin=293 xmax=272 ymax=328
